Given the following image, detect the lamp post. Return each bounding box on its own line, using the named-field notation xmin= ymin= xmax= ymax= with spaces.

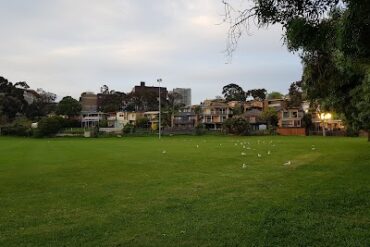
xmin=157 ymin=78 xmax=162 ymax=139
xmin=319 ymin=112 xmax=332 ymax=136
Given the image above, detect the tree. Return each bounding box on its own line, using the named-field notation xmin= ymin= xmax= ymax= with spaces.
xmin=166 ymin=92 xmax=184 ymax=128
xmin=288 ymin=81 xmax=303 ymax=107
xmin=246 ymin=88 xmax=267 ymax=100
xmin=56 ymin=96 xmax=82 ymax=117
xmin=222 ymin=83 xmax=246 ymax=102
xmin=261 ymin=108 xmax=278 ymax=128
xmin=267 ymin=91 xmax=284 ymax=99
xmin=34 ymin=116 xmax=63 ymax=137
xmin=222 ymin=0 xmax=370 ymax=140
xmin=223 ymin=117 xmax=250 ymax=135
xmin=0 ymin=76 xmax=28 ymax=121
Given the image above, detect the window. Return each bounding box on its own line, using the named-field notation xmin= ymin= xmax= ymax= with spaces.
xmin=283 ymin=111 xmax=289 ymax=118
xmin=291 ymin=111 xmax=298 ymax=118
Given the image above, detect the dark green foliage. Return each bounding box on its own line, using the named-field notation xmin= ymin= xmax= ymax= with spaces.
xmin=288 ymin=81 xmax=303 ymax=107
xmin=56 ymin=96 xmax=82 ymax=117
xmin=262 ymin=108 xmax=278 ymax=128
xmin=0 ymin=76 xmax=28 ymax=120
xmin=267 ymin=91 xmax=284 ymax=99
xmin=246 ymin=88 xmax=267 ymax=100
xmin=136 ymin=117 xmax=150 ymax=128
xmin=222 ymin=83 xmax=246 ymax=102
xmin=123 ymin=123 xmax=135 ymax=134
xmin=34 ymin=116 xmax=63 ymax=137
xmin=195 ymin=123 xmax=206 ymax=135
xmin=223 ymin=117 xmax=250 ymax=135
xmin=0 ymin=118 xmax=32 ymax=136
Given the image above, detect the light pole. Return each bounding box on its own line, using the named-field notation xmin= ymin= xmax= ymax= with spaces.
xmin=157 ymin=78 xmax=162 ymax=139
xmin=319 ymin=112 xmax=332 ymax=136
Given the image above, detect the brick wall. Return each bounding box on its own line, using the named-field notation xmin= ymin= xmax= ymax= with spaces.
xmin=277 ymin=127 xmax=306 ymax=136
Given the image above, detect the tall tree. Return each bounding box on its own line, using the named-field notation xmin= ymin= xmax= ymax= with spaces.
xmin=288 ymin=81 xmax=303 ymax=107
xmin=246 ymin=88 xmax=267 ymax=100
xmin=56 ymin=96 xmax=82 ymax=117
xmin=267 ymin=91 xmax=284 ymax=99
xmin=222 ymin=83 xmax=246 ymax=102
xmin=222 ymin=0 xmax=370 ymax=140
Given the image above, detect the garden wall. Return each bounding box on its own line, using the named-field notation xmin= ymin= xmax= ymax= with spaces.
xmin=277 ymin=127 xmax=306 ymax=136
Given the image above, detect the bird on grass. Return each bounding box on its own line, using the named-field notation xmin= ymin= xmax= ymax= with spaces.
xmin=267 ymin=150 xmax=271 ymax=155
xmin=283 ymin=161 xmax=291 ymax=166
xmin=241 ymin=152 xmax=246 ymax=156
xmin=257 ymin=153 xmax=262 ymax=158
xmin=242 ymin=163 xmax=247 ymax=168
xmin=162 ymin=150 xmax=167 ymax=154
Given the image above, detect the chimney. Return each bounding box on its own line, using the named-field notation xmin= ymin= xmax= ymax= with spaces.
xmin=140 ymin=81 xmax=145 ymax=87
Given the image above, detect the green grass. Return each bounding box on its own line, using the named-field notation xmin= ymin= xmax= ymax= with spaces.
xmin=0 ymin=136 xmax=369 ymax=246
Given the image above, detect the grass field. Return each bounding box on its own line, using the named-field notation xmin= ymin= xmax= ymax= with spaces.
xmin=0 ymin=136 xmax=369 ymax=246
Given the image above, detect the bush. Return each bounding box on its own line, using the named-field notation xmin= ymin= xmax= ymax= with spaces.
xmin=34 ymin=116 xmax=63 ymax=137
xmin=136 ymin=117 xmax=150 ymax=128
xmin=223 ymin=117 xmax=250 ymax=135
xmin=123 ymin=123 xmax=135 ymax=134
xmin=0 ymin=118 xmax=32 ymax=136
xmin=195 ymin=123 xmax=206 ymax=135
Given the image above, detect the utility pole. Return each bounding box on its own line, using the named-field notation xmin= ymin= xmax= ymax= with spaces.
xmin=157 ymin=78 xmax=162 ymax=139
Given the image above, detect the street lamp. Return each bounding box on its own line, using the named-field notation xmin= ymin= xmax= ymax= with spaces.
xmin=318 ymin=112 xmax=332 ymax=136
xmin=157 ymin=78 xmax=162 ymax=139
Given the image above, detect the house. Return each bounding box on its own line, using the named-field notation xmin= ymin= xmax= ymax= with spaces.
xmin=173 ymin=106 xmax=197 ymax=129
xmin=200 ymin=100 xmax=231 ymax=130
xmin=132 ymin=81 xmax=168 ymax=98
xmin=107 ymin=112 xmax=144 ymax=128
xmin=264 ymin=98 xmax=287 ymax=111
xmin=279 ymin=107 xmax=305 ymax=128
xmin=242 ymin=108 xmax=267 ymax=131
xmin=81 ymin=112 xmax=107 ymax=128
xmin=144 ymin=111 xmax=160 ymax=130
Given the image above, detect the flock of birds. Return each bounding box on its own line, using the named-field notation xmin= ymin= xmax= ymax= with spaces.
xmin=161 ymin=139 xmax=318 ymax=169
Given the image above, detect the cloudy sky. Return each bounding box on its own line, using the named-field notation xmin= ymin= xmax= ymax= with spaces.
xmin=0 ymin=0 xmax=302 ymax=104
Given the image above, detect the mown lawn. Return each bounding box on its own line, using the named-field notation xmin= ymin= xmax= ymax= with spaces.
xmin=0 ymin=136 xmax=369 ymax=246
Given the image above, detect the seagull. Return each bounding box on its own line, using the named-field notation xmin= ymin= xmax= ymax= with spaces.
xmin=311 ymin=147 xmax=316 ymax=151
xmin=162 ymin=150 xmax=167 ymax=154
xmin=196 ymin=145 xmax=199 ymax=148
xmin=257 ymin=153 xmax=262 ymax=158
xmin=283 ymin=161 xmax=291 ymax=166
xmin=267 ymin=150 xmax=271 ymax=155
xmin=241 ymin=152 xmax=246 ymax=156
xmin=242 ymin=163 xmax=247 ymax=168
xmin=246 ymin=147 xmax=251 ymax=150
xmin=243 ymin=145 xmax=246 ymax=149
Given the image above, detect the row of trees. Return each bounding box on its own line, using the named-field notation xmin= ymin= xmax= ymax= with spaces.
xmin=222 ymin=83 xmax=285 ymax=102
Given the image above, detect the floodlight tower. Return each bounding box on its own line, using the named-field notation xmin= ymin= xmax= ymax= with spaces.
xmin=157 ymin=78 xmax=162 ymax=139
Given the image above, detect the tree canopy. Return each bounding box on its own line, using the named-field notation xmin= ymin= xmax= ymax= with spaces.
xmin=223 ymin=0 xmax=370 ymax=139
xmin=56 ymin=96 xmax=82 ymax=117
xmin=222 ymin=83 xmax=246 ymax=102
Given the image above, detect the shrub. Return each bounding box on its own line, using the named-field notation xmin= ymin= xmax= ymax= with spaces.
xmin=195 ymin=123 xmax=206 ymax=135
xmin=123 ymin=123 xmax=135 ymax=134
xmin=136 ymin=117 xmax=150 ymax=128
xmin=223 ymin=117 xmax=250 ymax=135
xmin=0 ymin=118 xmax=32 ymax=136
xmin=34 ymin=116 xmax=63 ymax=137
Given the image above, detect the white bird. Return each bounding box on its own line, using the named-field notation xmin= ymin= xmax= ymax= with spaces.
xmin=311 ymin=147 xmax=316 ymax=151
xmin=242 ymin=163 xmax=247 ymax=168
xmin=243 ymin=145 xmax=246 ymax=149
xmin=246 ymin=147 xmax=251 ymax=150
xmin=257 ymin=153 xmax=262 ymax=158
xmin=162 ymin=150 xmax=167 ymax=154
xmin=283 ymin=161 xmax=291 ymax=166
xmin=267 ymin=150 xmax=271 ymax=155
xmin=196 ymin=145 xmax=199 ymax=148
xmin=241 ymin=152 xmax=246 ymax=156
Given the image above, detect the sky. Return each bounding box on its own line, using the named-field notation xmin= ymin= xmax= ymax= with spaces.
xmin=0 ymin=0 xmax=302 ymax=104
